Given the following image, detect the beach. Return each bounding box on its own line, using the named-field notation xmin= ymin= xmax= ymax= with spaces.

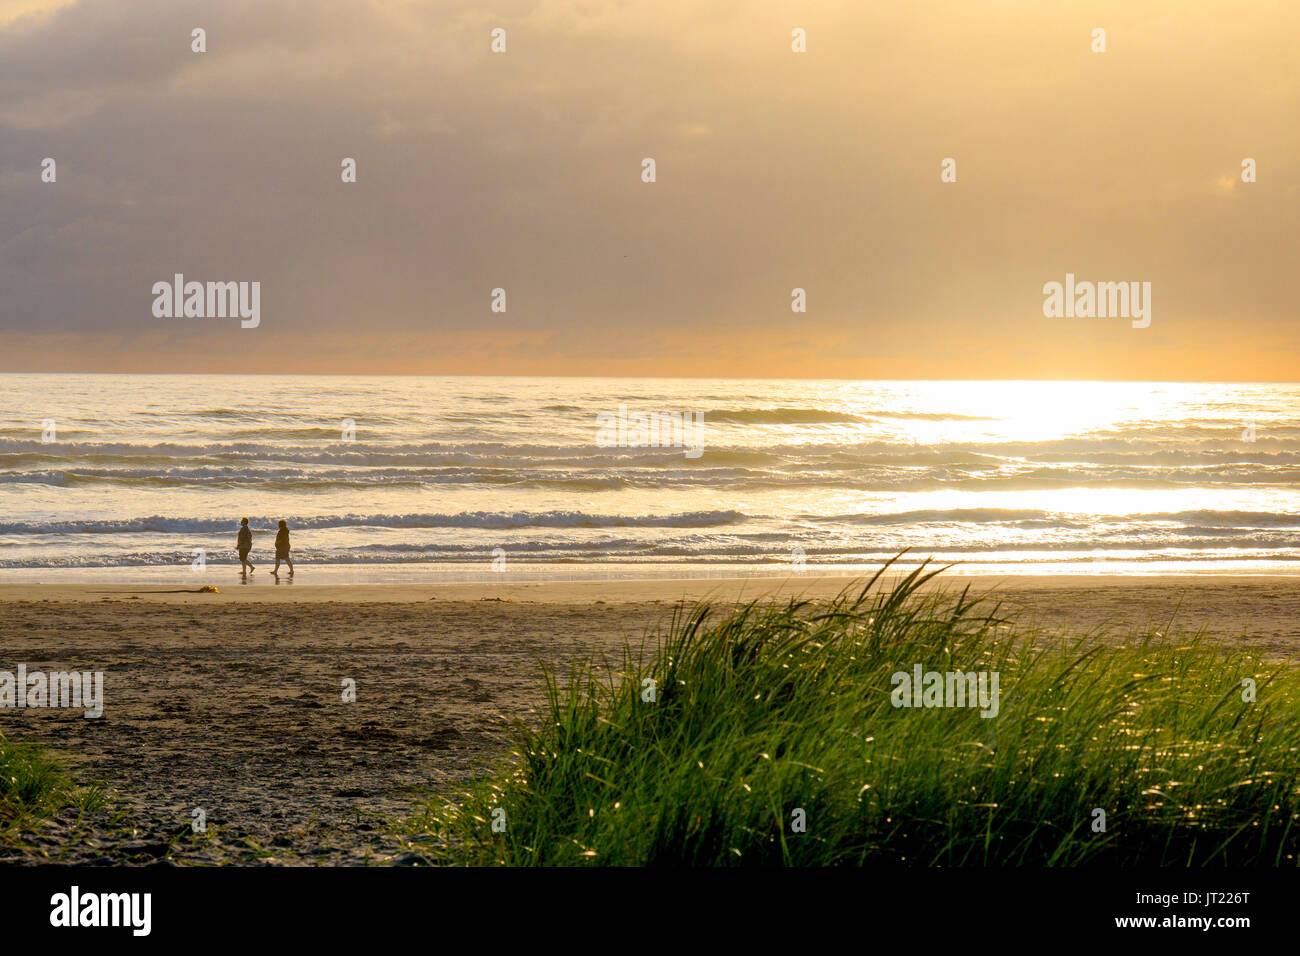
xmin=3 ymin=0 xmax=1298 ymax=924
xmin=2 ymin=573 xmax=1296 ymax=865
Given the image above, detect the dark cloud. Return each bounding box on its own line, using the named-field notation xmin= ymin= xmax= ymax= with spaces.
xmin=0 ymin=0 xmax=1297 ymax=377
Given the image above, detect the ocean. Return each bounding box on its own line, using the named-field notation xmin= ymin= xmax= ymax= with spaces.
xmin=1 ymin=374 xmax=1298 ymax=581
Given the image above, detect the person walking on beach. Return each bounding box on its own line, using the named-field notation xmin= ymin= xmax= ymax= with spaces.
xmin=237 ymin=517 xmax=255 ymax=573
xmin=272 ymin=519 xmax=294 ymax=577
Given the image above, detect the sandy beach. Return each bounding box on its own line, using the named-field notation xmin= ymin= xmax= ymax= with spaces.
xmin=1 ymin=573 xmax=1297 ymax=865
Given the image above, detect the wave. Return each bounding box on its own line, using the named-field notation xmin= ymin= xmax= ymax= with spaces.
xmin=6 ymin=461 xmax=1300 ymax=493
xmin=1129 ymin=509 xmax=1300 ymax=529
xmin=6 ymin=506 xmax=1297 ymax=543
xmin=868 ymin=411 xmax=992 ymax=421
xmin=706 ymin=407 xmax=876 ymax=425
xmin=823 ymin=508 xmax=1075 ymax=528
xmin=225 ymin=427 xmax=357 ymax=439
xmin=4 ymin=432 xmax=1300 ymax=469
xmin=0 ymin=510 xmax=749 ymax=536
xmin=816 ymin=508 xmax=1300 ymax=529
xmin=705 ymin=407 xmax=997 ymax=424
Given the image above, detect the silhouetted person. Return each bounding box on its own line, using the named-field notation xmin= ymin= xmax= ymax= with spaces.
xmin=237 ymin=517 xmax=255 ymax=573
xmin=273 ymin=519 xmax=294 ymax=577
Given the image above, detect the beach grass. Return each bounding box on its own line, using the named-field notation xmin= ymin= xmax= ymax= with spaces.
xmin=0 ymin=733 xmax=211 ymax=862
xmin=0 ymin=733 xmax=74 ymax=830
xmin=405 ymin=559 xmax=1300 ymax=866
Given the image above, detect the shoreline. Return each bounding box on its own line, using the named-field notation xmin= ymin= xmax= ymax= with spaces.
xmin=2 ymin=560 xmax=1297 ymax=588
xmin=1 ymin=571 xmax=1298 ymax=605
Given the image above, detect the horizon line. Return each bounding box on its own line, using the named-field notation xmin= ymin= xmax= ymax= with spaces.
xmin=0 ymin=371 xmax=1296 ymax=385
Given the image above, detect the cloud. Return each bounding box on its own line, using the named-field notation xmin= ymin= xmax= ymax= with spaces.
xmin=0 ymin=0 xmax=1297 ymax=377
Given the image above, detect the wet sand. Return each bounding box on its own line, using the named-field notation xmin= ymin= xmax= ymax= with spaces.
xmin=1 ymin=574 xmax=1297 ymax=864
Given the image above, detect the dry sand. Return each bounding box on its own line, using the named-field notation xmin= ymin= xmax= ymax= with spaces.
xmin=2 ymin=573 xmax=1297 ymax=865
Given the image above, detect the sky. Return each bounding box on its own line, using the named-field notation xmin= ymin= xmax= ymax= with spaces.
xmin=0 ymin=0 xmax=1296 ymax=379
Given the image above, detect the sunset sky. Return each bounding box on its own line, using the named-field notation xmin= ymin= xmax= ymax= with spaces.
xmin=1 ymin=0 xmax=1296 ymax=379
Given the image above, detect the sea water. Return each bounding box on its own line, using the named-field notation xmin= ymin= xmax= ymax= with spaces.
xmin=1 ymin=374 xmax=1297 ymax=582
